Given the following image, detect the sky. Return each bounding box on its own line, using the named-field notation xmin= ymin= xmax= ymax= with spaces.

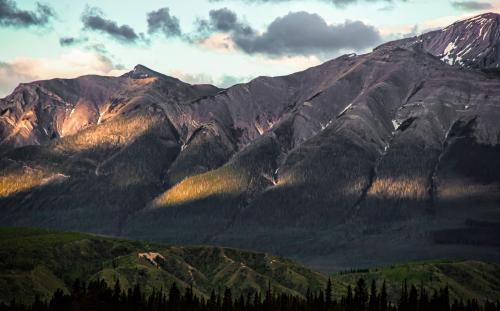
xmin=0 ymin=0 xmax=499 ymax=97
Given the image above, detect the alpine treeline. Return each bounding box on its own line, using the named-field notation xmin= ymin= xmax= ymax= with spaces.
xmin=1 ymin=278 xmax=499 ymax=311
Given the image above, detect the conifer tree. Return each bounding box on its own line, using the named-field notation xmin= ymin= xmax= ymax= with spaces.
xmin=169 ymin=282 xmax=181 ymax=311
xmin=326 ymin=278 xmax=333 ymax=310
xmin=369 ymin=280 xmax=378 ymax=311
xmin=398 ymin=280 xmax=409 ymax=311
xmin=346 ymin=285 xmax=354 ymax=311
xmin=354 ymin=278 xmax=368 ymax=311
xmin=222 ymin=288 xmax=232 ymax=311
xmin=408 ymin=285 xmax=418 ymax=311
xmin=418 ymin=282 xmax=429 ymax=311
xmin=379 ymin=281 xmax=388 ymax=311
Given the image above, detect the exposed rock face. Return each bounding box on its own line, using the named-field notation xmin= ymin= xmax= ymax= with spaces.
xmin=0 ymin=65 xmax=220 ymax=148
xmin=385 ymin=13 xmax=500 ymax=70
xmin=1 ymin=13 xmax=500 ymax=271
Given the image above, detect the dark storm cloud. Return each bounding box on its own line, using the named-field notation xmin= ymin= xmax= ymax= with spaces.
xmin=236 ymin=12 xmax=381 ymax=55
xmin=451 ymin=1 xmax=493 ymax=10
xmin=206 ymin=8 xmax=238 ymax=32
xmin=196 ymin=8 xmax=254 ymax=36
xmin=197 ymin=9 xmax=382 ymax=56
xmin=147 ymin=7 xmax=181 ymax=37
xmin=209 ymin=0 xmax=407 ymax=8
xmin=0 ymin=0 xmax=54 ymax=27
xmin=81 ymin=7 xmax=139 ymax=43
xmin=59 ymin=36 xmax=88 ymax=46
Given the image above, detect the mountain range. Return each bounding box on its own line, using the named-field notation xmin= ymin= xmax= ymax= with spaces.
xmin=1 ymin=13 xmax=500 ymax=271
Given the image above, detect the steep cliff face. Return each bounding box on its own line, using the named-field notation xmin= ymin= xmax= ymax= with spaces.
xmin=1 ymin=13 xmax=500 ymax=271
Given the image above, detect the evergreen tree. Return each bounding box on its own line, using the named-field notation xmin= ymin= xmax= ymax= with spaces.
xmin=326 ymin=278 xmax=333 ymax=310
xmin=369 ymin=280 xmax=378 ymax=311
xmin=419 ymin=282 xmax=429 ymax=311
xmin=169 ymin=282 xmax=181 ymax=311
xmin=222 ymin=288 xmax=232 ymax=311
xmin=379 ymin=281 xmax=388 ymax=311
xmin=398 ymin=280 xmax=409 ymax=311
xmin=354 ymin=278 xmax=368 ymax=311
xmin=112 ymin=280 xmax=121 ymax=311
xmin=408 ymin=285 xmax=418 ymax=311
xmin=208 ymin=290 xmax=218 ymax=311
xmin=346 ymin=285 xmax=354 ymax=311
xmin=2 ymin=276 xmax=496 ymax=311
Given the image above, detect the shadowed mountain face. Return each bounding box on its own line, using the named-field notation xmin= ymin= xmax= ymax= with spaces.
xmin=1 ymin=13 xmax=500 ymax=271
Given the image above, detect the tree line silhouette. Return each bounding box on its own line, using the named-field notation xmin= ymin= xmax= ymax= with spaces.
xmin=1 ymin=277 xmax=499 ymax=311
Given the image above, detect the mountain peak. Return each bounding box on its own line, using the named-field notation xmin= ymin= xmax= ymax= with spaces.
xmin=444 ymin=12 xmax=500 ymax=33
xmin=124 ymin=64 xmax=164 ymax=79
xmin=386 ymin=12 xmax=500 ymax=70
xmin=461 ymin=12 xmax=499 ymax=22
xmin=122 ymin=64 xmax=186 ymax=84
xmin=436 ymin=12 xmax=500 ymax=69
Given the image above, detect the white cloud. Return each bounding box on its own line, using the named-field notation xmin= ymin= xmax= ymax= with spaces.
xmin=0 ymin=50 xmax=126 ymax=98
xmin=169 ymin=69 xmax=253 ymax=88
xmin=169 ymin=70 xmax=215 ymax=84
xmin=380 ymin=7 xmax=500 ymax=41
xmin=257 ymin=54 xmax=322 ymax=69
xmin=197 ymin=33 xmax=236 ymax=52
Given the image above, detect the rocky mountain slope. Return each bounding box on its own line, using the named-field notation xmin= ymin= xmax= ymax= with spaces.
xmin=1 ymin=13 xmax=500 ymax=271
xmin=385 ymin=12 xmax=500 ymax=70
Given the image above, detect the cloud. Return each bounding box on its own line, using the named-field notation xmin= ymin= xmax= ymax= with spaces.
xmin=147 ymin=7 xmax=181 ymax=37
xmin=258 ymin=54 xmax=322 ymax=68
xmin=59 ymin=38 xmax=125 ymax=71
xmin=59 ymin=36 xmax=88 ymax=46
xmin=170 ymin=70 xmax=215 ymax=85
xmin=198 ymin=8 xmax=382 ymax=56
xmin=81 ymin=6 xmax=140 ymax=43
xmin=0 ymin=50 xmax=126 ymax=97
xmin=196 ymin=8 xmax=254 ymax=37
xmin=238 ymin=12 xmax=381 ymax=56
xmin=209 ymin=0 xmax=407 ymax=8
xmin=207 ymin=7 xmax=238 ymax=32
xmin=218 ymin=75 xmax=252 ymax=87
xmin=197 ymin=33 xmax=236 ymax=52
xmin=170 ymin=70 xmax=253 ymax=88
xmin=451 ymin=1 xmax=493 ymax=10
xmin=194 ymin=9 xmax=380 ymax=57
xmin=0 ymin=0 xmax=54 ymax=27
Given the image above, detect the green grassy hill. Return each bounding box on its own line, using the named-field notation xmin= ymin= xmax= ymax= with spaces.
xmin=1 ymin=227 xmax=499 ymax=306
xmin=0 ymin=227 xmax=326 ymax=305
xmin=330 ymin=260 xmax=500 ymax=302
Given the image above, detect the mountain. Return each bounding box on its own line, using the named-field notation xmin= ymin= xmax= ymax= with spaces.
xmin=2 ymin=227 xmax=499 ymax=305
xmin=1 ymin=13 xmax=500 ymax=271
xmin=0 ymin=64 xmax=220 ymax=148
xmin=384 ymin=13 xmax=500 ymax=70
xmin=0 ymin=227 xmax=326 ymax=304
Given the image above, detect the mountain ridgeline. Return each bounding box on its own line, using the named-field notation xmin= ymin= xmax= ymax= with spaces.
xmin=1 ymin=13 xmax=500 ymax=271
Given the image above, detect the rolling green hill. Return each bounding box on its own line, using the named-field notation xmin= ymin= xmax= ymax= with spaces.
xmin=330 ymin=260 xmax=500 ymax=302
xmin=1 ymin=227 xmax=499 ymax=306
xmin=0 ymin=227 xmax=326 ymax=305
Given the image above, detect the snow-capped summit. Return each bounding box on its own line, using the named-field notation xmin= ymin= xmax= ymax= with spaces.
xmin=386 ymin=13 xmax=500 ymax=70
